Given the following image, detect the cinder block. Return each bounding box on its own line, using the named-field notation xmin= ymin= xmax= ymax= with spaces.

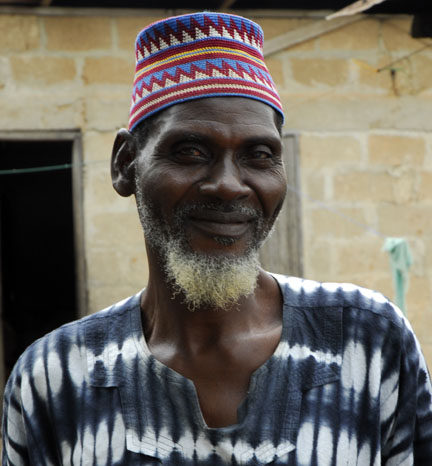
xmin=0 ymin=57 xmax=9 ymax=90
xmin=116 ymin=16 xmax=164 ymax=50
xmin=319 ymin=19 xmax=379 ymax=50
xmin=281 ymin=96 xmax=432 ymax=132
xmin=392 ymin=170 xmax=416 ymax=204
xmin=83 ymin=57 xmax=133 ymax=85
xmin=418 ymin=171 xmax=432 ymax=201
xmin=303 ymin=239 xmax=333 ymax=281
xmin=361 ymin=56 xmax=416 ymax=98
xmin=87 ymin=248 xmax=125 ymax=287
xmin=88 ymin=282 xmax=147 ymax=315
xmin=406 ymin=276 xmax=432 ymax=317
xmin=307 ymin=207 xmax=368 ymax=238
xmin=369 ymin=134 xmax=425 ymax=166
xmin=333 ymin=238 xmax=389 ymax=276
xmin=84 ymin=92 xmax=130 ymax=131
xmin=300 ymin=134 xmax=362 ymax=170
xmin=0 ymin=93 xmax=84 ymax=129
xmin=303 ymin=172 xmax=325 ymax=201
xmin=290 ymin=58 xmax=349 ymax=87
xmin=83 ymin=131 xmax=115 ymax=163
xmin=44 ymin=17 xmax=111 ymax=51
xmin=355 ymin=59 xmax=392 ymax=91
xmin=266 ymin=57 xmax=284 ymax=87
xmin=412 ymin=55 xmax=432 ymax=93
xmin=0 ymin=15 xmax=40 ymax=52
xmin=425 ymin=239 xmax=432 ymax=269
xmin=406 ymin=277 xmax=432 ymax=347
xmin=378 ymin=204 xmax=431 ymax=236
xmin=86 ymin=211 xmax=143 ymax=247
xmin=382 ymin=18 xmax=422 ymax=51
xmin=333 ymin=171 xmax=393 ymax=202
xmin=84 ymin=166 xmax=121 ymax=210
xmin=87 ymin=248 xmax=148 ymax=288
xmin=10 ymin=56 xmax=76 ymax=86
xmin=257 ymin=18 xmax=316 ymax=51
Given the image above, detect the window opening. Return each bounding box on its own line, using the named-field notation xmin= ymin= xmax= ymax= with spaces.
xmin=0 ymin=139 xmax=78 ymax=384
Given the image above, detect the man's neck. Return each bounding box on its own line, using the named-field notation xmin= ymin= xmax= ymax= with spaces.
xmin=140 ymin=249 xmax=284 ymax=427
xmin=140 ymin=263 xmax=283 ymax=355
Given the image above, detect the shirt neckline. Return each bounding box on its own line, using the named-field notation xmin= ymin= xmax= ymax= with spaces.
xmin=128 ymin=273 xmax=291 ymax=432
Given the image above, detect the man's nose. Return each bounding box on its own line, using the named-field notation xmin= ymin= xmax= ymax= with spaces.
xmin=198 ymin=158 xmax=251 ymax=201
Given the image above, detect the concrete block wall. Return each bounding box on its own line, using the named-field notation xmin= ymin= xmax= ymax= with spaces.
xmin=1 ymin=10 xmax=431 ymax=364
xmin=0 ymin=12 xmax=162 ymax=313
xmin=261 ymin=16 xmax=432 ymax=363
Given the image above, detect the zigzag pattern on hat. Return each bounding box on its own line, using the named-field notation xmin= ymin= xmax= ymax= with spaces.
xmin=131 ymin=57 xmax=277 ymax=103
xmin=129 ymin=12 xmax=284 ymax=131
xmin=134 ymin=13 xmax=264 ymax=63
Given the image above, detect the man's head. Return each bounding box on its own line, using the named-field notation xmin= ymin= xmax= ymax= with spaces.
xmin=111 ymin=13 xmax=286 ymax=309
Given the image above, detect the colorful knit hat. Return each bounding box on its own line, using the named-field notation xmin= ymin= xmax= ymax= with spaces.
xmin=129 ymin=12 xmax=284 ymax=131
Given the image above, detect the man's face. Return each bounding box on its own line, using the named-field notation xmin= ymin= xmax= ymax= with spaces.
xmin=133 ymin=97 xmax=287 ymax=308
xmin=134 ymin=97 xmax=286 ymax=255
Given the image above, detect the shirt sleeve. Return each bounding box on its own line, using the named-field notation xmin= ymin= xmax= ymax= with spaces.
xmin=2 ymin=343 xmax=55 ymax=466
xmin=381 ymin=317 xmax=432 ymax=465
xmin=2 ymin=359 xmax=32 ymax=466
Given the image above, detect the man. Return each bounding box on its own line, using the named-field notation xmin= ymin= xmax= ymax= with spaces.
xmin=3 ymin=12 xmax=432 ymax=466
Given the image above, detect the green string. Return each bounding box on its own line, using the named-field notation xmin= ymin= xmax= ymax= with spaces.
xmin=0 ymin=163 xmax=73 ymax=175
xmin=382 ymin=238 xmax=413 ymax=314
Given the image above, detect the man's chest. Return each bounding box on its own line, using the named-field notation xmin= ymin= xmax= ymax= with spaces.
xmin=46 ymin=378 xmax=382 ymax=466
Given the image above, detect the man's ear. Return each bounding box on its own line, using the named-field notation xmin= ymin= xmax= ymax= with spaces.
xmin=111 ymin=128 xmax=137 ymax=197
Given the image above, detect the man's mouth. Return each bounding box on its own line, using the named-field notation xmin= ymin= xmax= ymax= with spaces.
xmin=188 ymin=211 xmax=252 ymax=237
xmin=174 ymin=202 xmax=262 ymax=241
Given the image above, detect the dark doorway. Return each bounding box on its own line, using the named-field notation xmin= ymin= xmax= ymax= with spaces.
xmin=0 ymin=140 xmax=77 ymax=381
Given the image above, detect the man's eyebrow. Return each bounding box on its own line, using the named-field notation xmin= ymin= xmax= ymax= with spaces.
xmin=157 ymin=130 xmax=209 ymax=145
xmin=242 ymin=135 xmax=282 ymax=148
xmin=158 ymin=130 xmax=281 ymax=147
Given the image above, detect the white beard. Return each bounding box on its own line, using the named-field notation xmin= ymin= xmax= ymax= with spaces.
xmin=135 ymin=183 xmax=264 ymax=310
xmin=163 ymin=240 xmax=260 ymax=311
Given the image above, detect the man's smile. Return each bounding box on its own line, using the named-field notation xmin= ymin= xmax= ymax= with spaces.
xmin=183 ymin=206 xmax=259 ymax=239
xmin=188 ymin=215 xmax=251 ymax=238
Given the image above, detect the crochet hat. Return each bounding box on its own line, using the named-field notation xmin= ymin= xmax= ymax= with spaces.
xmin=129 ymin=12 xmax=284 ymax=131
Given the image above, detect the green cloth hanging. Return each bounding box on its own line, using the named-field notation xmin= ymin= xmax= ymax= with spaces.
xmin=382 ymin=238 xmax=413 ymax=314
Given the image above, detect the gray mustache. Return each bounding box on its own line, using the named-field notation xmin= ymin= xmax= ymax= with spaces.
xmin=176 ymin=202 xmax=262 ymax=219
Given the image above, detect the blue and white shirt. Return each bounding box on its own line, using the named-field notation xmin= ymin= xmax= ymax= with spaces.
xmin=3 ymin=275 xmax=432 ymax=465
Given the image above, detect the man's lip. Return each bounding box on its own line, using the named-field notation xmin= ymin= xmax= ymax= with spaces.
xmin=188 ymin=218 xmax=250 ymax=237
xmin=188 ymin=210 xmax=253 ymax=223
xmin=187 ymin=211 xmax=253 ymax=237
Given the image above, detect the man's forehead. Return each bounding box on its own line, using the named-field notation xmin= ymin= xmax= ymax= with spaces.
xmin=145 ymin=97 xmax=281 ymax=142
xmin=167 ymin=96 xmax=275 ymax=119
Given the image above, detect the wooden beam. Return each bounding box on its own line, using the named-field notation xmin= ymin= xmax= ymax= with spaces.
xmin=327 ymin=0 xmax=388 ymax=20
xmin=263 ymin=14 xmax=363 ymax=57
xmin=219 ymin=0 xmax=237 ymax=8
xmin=40 ymin=0 xmax=53 ymax=5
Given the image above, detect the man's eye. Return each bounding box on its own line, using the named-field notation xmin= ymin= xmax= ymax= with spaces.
xmin=252 ymin=151 xmax=272 ymax=160
xmin=176 ymin=147 xmax=204 ymax=158
xmin=246 ymin=149 xmax=275 ymax=164
xmin=245 ymin=145 xmax=275 ymax=163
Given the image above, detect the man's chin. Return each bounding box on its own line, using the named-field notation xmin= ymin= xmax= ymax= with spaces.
xmin=164 ymin=244 xmax=261 ymax=311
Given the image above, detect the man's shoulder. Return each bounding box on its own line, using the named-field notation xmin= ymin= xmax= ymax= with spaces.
xmin=14 ymin=291 xmax=142 ymax=373
xmin=273 ymin=274 xmax=405 ymax=328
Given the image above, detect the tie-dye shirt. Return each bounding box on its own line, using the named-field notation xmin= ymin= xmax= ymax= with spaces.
xmin=3 ymin=274 xmax=432 ymax=465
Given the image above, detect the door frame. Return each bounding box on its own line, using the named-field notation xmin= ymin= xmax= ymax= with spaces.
xmin=259 ymin=132 xmax=303 ymax=277
xmin=0 ymin=130 xmax=87 ymax=329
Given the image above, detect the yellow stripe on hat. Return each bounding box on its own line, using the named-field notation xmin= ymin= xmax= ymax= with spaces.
xmin=134 ymin=47 xmax=265 ymax=81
